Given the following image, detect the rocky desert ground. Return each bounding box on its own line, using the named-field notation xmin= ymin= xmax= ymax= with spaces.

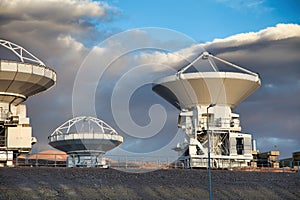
xmin=0 ymin=167 xmax=299 ymax=200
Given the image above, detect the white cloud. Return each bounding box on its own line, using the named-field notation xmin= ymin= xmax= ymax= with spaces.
xmin=57 ymin=35 xmax=85 ymax=52
xmin=127 ymin=23 xmax=300 ymax=157
xmin=0 ymin=0 xmax=121 ymax=147
xmin=0 ymin=0 xmax=120 ymax=61
xmin=0 ymin=0 xmax=116 ymax=21
xmin=203 ymin=24 xmax=300 ymax=49
xmin=1 ymin=0 xmax=299 ymax=159
xmin=133 ymin=24 xmax=300 ymax=74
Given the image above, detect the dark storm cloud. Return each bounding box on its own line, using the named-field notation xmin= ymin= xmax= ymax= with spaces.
xmin=0 ymin=0 xmax=120 ymax=60
xmin=200 ymin=24 xmax=300 ymax=157
xmin=0 ymin=0 xmax=299 ymax=158
xmin=0 ymin=0 xmax=121 ymax=149
xmin=129 ymin=24 xmax=300 ymax=157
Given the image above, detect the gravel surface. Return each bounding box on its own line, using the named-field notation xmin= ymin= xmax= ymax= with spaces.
xmin=0 ymin=167 xmax=299 ymax=200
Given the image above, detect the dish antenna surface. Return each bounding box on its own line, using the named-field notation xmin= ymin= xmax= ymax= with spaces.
xmin=153 ymin=52 xmax=260 ymax=168
xmin=0 ymin=39 xmax=56 ymax=167
xmin=49 ymin=116 xmax=123 ymax=168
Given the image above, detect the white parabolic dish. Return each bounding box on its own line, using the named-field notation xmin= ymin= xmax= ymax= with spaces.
xmin=48 ymin=116 xmax=123 ymax=154
xmin=152 ymin=72 xmax=261 ymax=109
xmin=0 ymin=60 xmax=56 ymax=105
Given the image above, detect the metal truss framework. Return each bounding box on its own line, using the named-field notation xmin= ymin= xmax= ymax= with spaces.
xmin=0 ymin=39 xmax=45 ymax=66
xmin=50 ymin=116 xmax=119 ymax=136
xmin=176 ymin=51 xmax=259 ymax=77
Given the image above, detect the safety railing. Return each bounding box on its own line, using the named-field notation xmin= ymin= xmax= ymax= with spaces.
xmin=12 ymin=153 xmax=300 ymax=172
xmin=105 ymin=155 xmax=181 ymax=170
xmin=15 ymin=154 xmax=67 ymax=167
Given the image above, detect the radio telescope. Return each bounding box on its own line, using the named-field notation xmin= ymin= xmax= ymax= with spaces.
xmin=0 ymin=39 xmax=56 ymax=167
xmin=48 ymin=116 xmax=123 ymax=168
xmin=153 ymin=52 xmax=260 ymax=168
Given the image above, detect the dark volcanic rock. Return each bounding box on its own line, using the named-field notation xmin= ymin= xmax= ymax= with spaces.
xmin=0 ymin=168 xmax=299 ymax=200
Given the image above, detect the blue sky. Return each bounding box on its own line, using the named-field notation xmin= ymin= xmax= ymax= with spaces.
xmin=106 ymin=0 xmax=300 ymax=42
xmin=0 ymin=0 xmax=299 ymax=158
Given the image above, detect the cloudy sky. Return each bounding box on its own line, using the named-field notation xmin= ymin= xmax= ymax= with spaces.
xmin=0 ymin=0 xmax=299 ymax=158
